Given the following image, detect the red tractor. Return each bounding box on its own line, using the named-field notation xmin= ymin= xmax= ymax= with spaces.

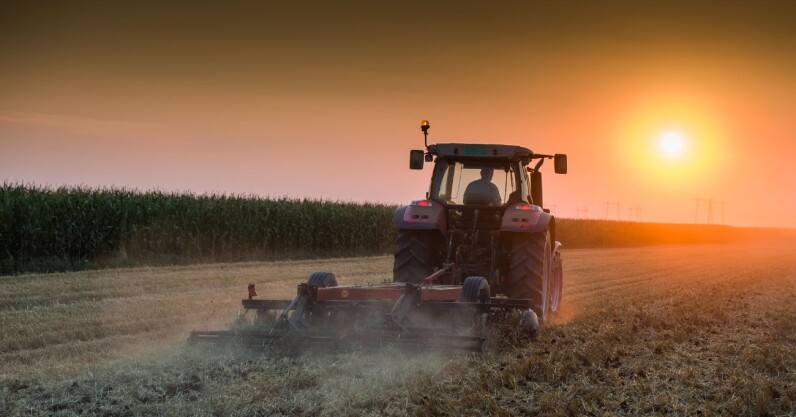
xmin=393 ymin=120 xmax=567 ymax=326
xmin=189 ymin=121 xmax=567 ymax=352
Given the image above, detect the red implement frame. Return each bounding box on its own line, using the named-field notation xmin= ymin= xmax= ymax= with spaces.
xmin=316 ymin=283 xmax=462 ymax=302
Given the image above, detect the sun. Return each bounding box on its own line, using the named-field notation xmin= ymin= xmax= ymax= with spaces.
xmin=618 ymin=97 xmax=729 ymax=189
xmin=660 ymin=131 xmax=685 ymax=157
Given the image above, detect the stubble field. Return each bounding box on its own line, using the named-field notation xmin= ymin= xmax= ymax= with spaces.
xmin=2 ymin=241 xmax=795 ymax=416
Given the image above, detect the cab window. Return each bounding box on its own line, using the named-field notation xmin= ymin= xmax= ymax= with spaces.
xmin=432 ymin=161 xmax=518 ymax=206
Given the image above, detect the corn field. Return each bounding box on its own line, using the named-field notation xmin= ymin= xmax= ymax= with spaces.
xmin=1 ymin=183 xmax=778 ymax=275
xmin=0 ymin=184 xmax=397 ymax=274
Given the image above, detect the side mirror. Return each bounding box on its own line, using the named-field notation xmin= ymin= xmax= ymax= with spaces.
xmin=554 ymin=154 xmax=567 ymax=174
xmin=410 ymin=150 xmax=425 ymax=170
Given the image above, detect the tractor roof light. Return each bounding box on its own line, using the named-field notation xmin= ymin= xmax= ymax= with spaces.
xmin=514 ymin=203 xmax=533 ymax=211
xmin=421 ymin=120 xmax=430 ymax=148
xmin=411 ymin=200 xmax=432 ymax=207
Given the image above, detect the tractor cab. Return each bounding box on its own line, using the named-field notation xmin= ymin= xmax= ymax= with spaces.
xmin=429 ymin=148 xmax=532 ymax=208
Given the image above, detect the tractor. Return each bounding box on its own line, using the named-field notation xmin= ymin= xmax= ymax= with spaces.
xmin=188 ymin=120 xmax=567 ymax=352
xmin=393 ymin=120 xmax=567 ymax=324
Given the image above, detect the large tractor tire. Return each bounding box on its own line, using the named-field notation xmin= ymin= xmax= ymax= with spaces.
xmin=506 ymin=230 xmax=551 ymax=323
xmin=393 ymin=230 xmax=442 ymax=284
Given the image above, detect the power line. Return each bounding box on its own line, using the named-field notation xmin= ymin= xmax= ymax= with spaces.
xmin=694 ymin=197 xmax=725 ymax=224
xmin=626 ymin=205 xmax=643 ymax=221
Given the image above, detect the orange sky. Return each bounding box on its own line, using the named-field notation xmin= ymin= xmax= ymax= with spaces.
xmin=1 ymin=1 xmax=794 ymax=227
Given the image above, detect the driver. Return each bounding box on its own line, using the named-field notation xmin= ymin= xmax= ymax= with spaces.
xmin=463 ymin=168 xmax=502 ymax=206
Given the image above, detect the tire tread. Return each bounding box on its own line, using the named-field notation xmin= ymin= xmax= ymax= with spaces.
xmin=393 ymin=230 xmax=440 ymax=283
xmin=506 ymin=231 xmax=550 ymax=320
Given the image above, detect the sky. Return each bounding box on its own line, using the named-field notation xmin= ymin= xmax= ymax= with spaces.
xmin=1 ymin=1 xmax=795 ymax=227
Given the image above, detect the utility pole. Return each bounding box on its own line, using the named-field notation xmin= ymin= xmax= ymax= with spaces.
xmin=694 ymin=197 xmax=722 ymax=224
xmin=694 ymin=197 xmax=709 ymax=223
xmin=605 ymin=201 xmax=621 ymax=220
xmin=694 ymin=197 xmax=702 ymax=223
xmin=707 ymin=199 xmax=714 ymax=224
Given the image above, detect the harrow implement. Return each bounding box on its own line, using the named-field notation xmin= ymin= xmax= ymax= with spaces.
xmin=188 ymin=269 xmax=539 ymax=353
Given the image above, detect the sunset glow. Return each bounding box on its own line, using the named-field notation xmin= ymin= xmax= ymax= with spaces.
xmin=1 ymin=2 xmax=794 ymax=227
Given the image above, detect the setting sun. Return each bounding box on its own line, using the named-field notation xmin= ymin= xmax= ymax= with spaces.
xmin=615 ymin=93 xmax=735 ymax=194
xmin=660 ymin=131 xmax=685 ymax=156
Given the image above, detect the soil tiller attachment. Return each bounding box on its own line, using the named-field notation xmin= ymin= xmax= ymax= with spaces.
xmin=188 ymin=269 xmax=540 ymax=353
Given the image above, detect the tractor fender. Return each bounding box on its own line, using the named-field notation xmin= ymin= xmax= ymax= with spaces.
xmin=500 ymin=204 xmax=553 ymax=234
xmin=392 ymin=204 xmax=446 ymax=234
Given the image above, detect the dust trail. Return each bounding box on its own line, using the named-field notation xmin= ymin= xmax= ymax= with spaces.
xmin=548 ymin=298 xmax=579 ymax=326
xmin=3 ymin=343 xmax=454 ymax=417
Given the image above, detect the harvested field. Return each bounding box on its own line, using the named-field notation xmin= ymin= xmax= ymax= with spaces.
xmin=2 ymin=242 xmax=795 ymax=416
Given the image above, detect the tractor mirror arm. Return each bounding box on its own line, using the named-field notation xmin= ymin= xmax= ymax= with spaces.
xmin=527 ymin=154 xmax=558 ymax=173
xmin=528 ymin=154 xmax=552 ymax=172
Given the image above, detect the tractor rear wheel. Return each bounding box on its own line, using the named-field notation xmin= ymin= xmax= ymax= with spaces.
xmin=506 ymin=230 xmax=551 ymax=323
xmin=393 ymin=230 xmax=442 ymax=283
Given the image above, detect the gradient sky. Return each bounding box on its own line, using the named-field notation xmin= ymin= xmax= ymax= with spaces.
xmin=2 ymin=1 xmax=794 ymax=227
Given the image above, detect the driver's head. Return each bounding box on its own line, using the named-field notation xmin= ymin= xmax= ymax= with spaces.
xmin=480 ymin=168 xmax=494 ymax=181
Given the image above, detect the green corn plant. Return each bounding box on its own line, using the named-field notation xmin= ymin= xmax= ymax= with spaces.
xmin=0 ymin=183 xmax=399 ymax=274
